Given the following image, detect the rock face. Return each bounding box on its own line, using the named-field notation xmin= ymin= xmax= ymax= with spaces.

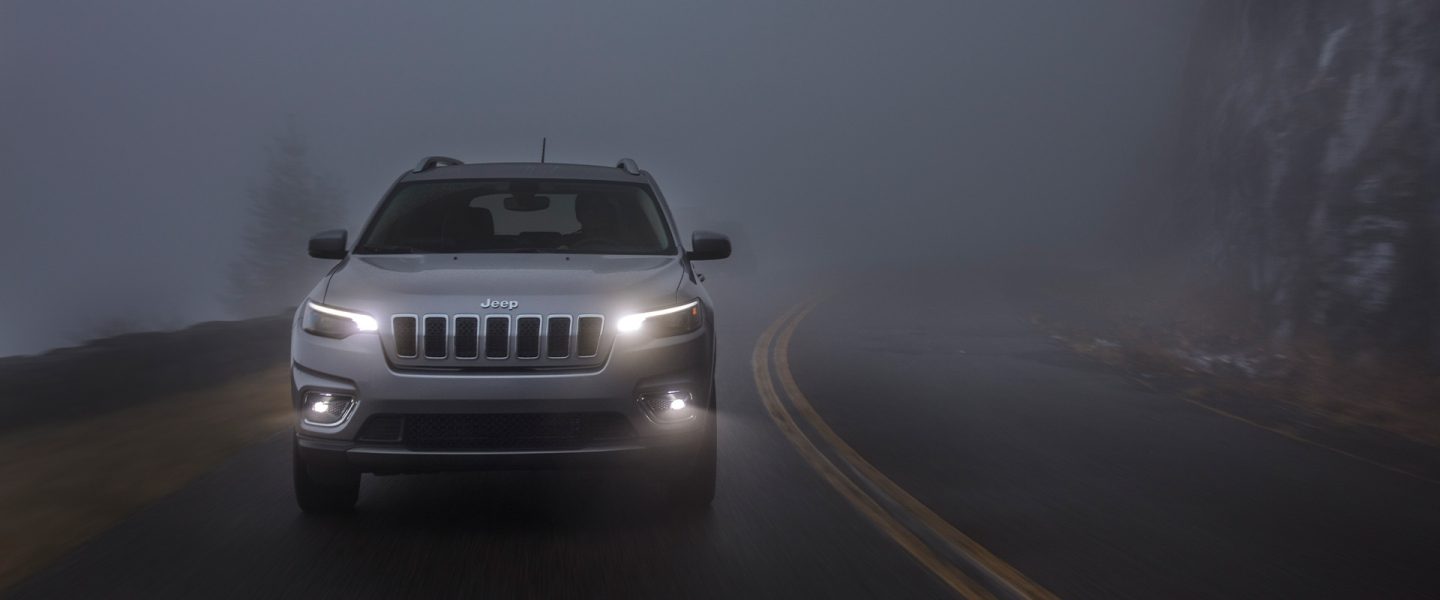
xmin=1173 ymin=0 xmax=1440 ymax=363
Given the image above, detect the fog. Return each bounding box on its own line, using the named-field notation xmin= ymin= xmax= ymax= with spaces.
xmin=1 ymin=0 xmax=1199 ymax=357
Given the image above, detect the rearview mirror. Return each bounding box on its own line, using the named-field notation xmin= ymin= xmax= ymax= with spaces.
xmin=308 ymin=229 xmax=348 ymax=259
xmin=687 ymin=231 xmax=731 ymax=261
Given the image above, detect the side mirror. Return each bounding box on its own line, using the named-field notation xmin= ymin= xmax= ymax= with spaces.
xmin=687 ymin=231 xmax=731 ymax=261
xmin=308 ymin=229 xmax=348 ymax=259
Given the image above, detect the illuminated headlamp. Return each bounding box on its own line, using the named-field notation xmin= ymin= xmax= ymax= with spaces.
xmin=302 ymin=301 xmax=379 ymax=339
xmin=616 ymin=300 xmax=703 ymax=337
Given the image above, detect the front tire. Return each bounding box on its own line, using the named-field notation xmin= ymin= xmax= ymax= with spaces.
xmin=293 ymin=437 xmax=359 ymax=514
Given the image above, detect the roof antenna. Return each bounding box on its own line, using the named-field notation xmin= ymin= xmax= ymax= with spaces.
xmin=540 ymin=137 xmax=547 ymax=163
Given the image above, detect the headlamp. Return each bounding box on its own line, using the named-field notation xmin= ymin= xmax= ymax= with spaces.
xmin=616 ymin=300 xmax=703 ymax=336
xmin=302 ymin=301 xmax=379 ymax=338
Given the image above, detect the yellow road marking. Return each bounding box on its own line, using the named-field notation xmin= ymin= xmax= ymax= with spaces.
xmin=773 ymin=303 xmax=1060 ymax=600
xmin=752 ymin=305 xmax=997 ymax=599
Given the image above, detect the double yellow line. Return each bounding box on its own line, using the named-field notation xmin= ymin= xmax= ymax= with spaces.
xmin=752 ymin=302 xmax=1058 ymax=600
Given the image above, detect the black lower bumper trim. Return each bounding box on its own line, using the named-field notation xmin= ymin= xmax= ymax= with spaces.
xmin=296 ymin=436 xmax=695 ymax=475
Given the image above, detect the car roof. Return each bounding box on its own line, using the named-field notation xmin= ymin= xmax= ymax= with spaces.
xmin=401 ymin=162 xmax=648 ymax=183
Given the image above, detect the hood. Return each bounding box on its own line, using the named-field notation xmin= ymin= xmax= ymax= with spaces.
xmin=319 ymin=253 xmax=685 ymax=319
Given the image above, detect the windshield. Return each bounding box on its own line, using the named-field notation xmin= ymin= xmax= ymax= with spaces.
xmin=355 ymin=180 xmax=676 ymax=255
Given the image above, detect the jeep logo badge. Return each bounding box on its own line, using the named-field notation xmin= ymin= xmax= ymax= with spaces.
xmin=480 ymin=299 xmax=519 ymax=310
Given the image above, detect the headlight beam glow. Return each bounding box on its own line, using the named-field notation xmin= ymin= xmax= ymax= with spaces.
xmin=616 ymin=300 xmax=700 ymax=334
xmin=306 ymin=301 xmax=379 ymax=332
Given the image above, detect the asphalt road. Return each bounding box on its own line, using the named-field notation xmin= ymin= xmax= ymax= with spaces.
xmin=12 ymin=271 xmax=1440 ymax=599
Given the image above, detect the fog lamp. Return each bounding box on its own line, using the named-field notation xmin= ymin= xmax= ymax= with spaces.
xmin=303 ymin=391 xmax=355 ymax=426
xmin=638 ymin=390 xmax=695 ymax=424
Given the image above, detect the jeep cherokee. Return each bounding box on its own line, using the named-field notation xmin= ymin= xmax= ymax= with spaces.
xmin=290 ymin=156 xmax=730 ymax=513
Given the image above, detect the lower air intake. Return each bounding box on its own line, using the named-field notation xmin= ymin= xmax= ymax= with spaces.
xmin=357 ymin=415 xmax=405 ymax=442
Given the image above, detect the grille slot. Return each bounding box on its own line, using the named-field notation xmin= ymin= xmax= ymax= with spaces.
xmin=393 ymin=316 xmax=418 ymax=358
xmin=516 ymin=316 xmax=541 ymax=359
xmin=485 ymin=316 xmax=510 ymax=359
xmin=357 ymin=415 xmax=404 ymax=442
xmin=402 ymin=413 xmax=635 ymax=450
xmin=547 ymin=316 xmax=572 ymax=358
xmin=423 ymin=315 xmax=448 ymax=358
xmin=454 ymin=316 xmax=479 ymax=359
xmin=577 ymin=316 xmax=604 ymax=357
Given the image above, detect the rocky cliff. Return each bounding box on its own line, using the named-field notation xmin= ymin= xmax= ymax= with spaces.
xmin=1173 ymin=0 xmax=1440 ymax=364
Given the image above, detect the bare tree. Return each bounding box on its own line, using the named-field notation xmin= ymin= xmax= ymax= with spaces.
xmin=226 ymin=123 xmax=344 ymax=317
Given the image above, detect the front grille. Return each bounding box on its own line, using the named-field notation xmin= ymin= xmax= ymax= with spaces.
xmin=547 ymin=316 xmax=572 ymax=358
xmin=423 ymin=316 xmax=447 ymax=358
xmin=454 ymin=316 xmax=479 ymax=359
xmin=401 ymin=413 xmax=635 ymax=450
xmin=393 ymin=316 xmax=418 ymax=358
xmin=389 ymin=311 xmax=607 ymax=368
xmin=577 ymin=316 xmax=604 ymax=357
xmin=516 ymin=316 xmax=541 ymax=358
xmin=485 ymin=316 xmax=510 ymax=359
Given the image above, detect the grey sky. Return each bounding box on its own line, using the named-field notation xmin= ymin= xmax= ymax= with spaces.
xmin=1 ymin=0 xmax=1198 ymax=356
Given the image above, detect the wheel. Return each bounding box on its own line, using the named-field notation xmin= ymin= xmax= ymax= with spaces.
xmin=292 ymin=436 xmax=359 ymax=514
xmin=668 ymin=386 xmax=717 ymax=510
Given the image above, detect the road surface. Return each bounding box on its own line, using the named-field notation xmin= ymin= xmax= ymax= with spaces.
xmin=13 ymin=271 xmax=1440 ymax=599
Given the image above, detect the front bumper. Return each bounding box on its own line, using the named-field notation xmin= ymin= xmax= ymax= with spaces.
xmin=290 ymin=320 xmax=714 ymax=474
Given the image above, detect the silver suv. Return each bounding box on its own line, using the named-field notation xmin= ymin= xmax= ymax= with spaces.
xmin=290 ymin=156 xmax=730 ymax=513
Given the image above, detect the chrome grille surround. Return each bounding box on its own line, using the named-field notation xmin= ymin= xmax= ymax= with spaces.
xmin=392 ymin=314 xmax=419 ymax=358
xmin=576 ymin=314 xmax=605 ymax=358
xmin=546 ymin=316 xmax=573 ymax=358
xmin=515 ymin=315 xmax=542 ymax=359
xmin=422 ymin=314 xmax=448 ymax=359
xmin=453 ymin=315 xmax=479 ymax=359
xmin=386 ymin=311 xmax=609 ymax=369
xmin=484 ymin=315 xmax=511 ymax=359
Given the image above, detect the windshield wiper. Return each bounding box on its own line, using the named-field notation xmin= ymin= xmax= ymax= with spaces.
xmin=355 ymin=244 xmax=422 ymax=254
xmin=497 ymin=247 xmax=557 ymax=253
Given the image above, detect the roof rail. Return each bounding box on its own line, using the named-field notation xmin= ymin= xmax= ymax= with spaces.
xmin=616 ymin=158 xmax=640 ymax=175
xmin=412 ymin=156 xmax=464 ymax=173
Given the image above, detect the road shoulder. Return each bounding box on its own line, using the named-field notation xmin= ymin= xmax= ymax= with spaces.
xmin=0 ymin=364 xmax=291 ymax=590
